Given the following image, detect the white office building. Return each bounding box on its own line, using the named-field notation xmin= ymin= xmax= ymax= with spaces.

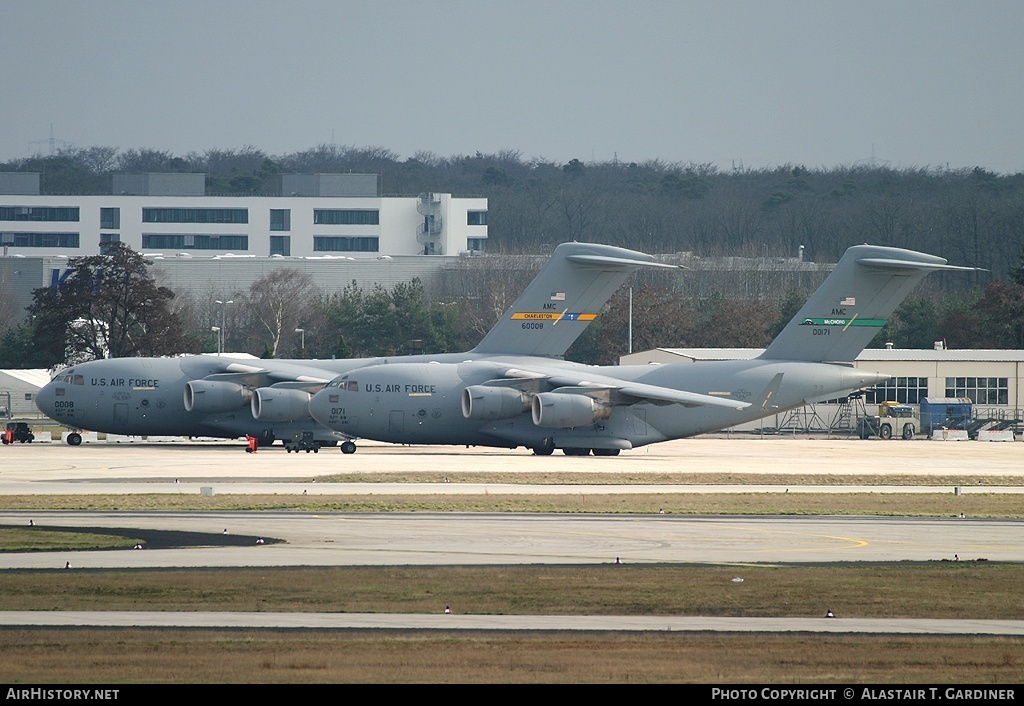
xmin=0 ymin=172 xmax=488 ymax=259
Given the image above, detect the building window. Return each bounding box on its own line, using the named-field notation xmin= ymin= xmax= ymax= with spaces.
xmin=866 ymin=377 xmax=928 ymax=405
xmin=467 ymin=210 xmax=487 ymax=226
xmin=270 ymin=235 xmax=291 ymax=256
xmin=0 ymin=206 xmax=79 ymax=222
xmin=313 ymin=209 xmax=379 ymax=225
xmin=142 ymin=234 xmax=248 ymax=251
xmin=270 ymin=209 xmax=291 ymax=231
xmin=0 ymin=232 xmax=79 ymax=248
xmin=142 ymin=208 xmax=248 ymax=224
xmin=468 ymin=238 xmax=487 ymax=252
xmin=100 ymin=232 xmax=120 ymax=255
xmin=100 ymin=208 xmax=120 ymax=230
xmin=313 ymin=236 xmax=379 ymax=252
xmin=945 ymin=377 xmax=1009 ymax=405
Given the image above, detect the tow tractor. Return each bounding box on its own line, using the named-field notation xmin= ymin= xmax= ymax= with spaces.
xmin=284 ymin=431 xmax=320 ymax=453
xmin=857 ymin=402 xmax=919 ymax=440
xmin=2 ymin=422 xmax=35 ymax=444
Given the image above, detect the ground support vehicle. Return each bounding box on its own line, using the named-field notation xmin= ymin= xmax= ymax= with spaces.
xmin=857 ymin=403 xmax=919 ymax=440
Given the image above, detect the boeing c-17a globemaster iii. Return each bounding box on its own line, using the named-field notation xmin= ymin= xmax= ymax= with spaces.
xmin=35 ymin=242 xmax=676 ymax=450
xmin=305 ymin=244 xmax=974 ymax=455
xmin=37 ymin=243 xmax=973 ymax=456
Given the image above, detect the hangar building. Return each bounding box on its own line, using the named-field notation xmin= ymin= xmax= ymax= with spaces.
xmin=620 ymin=346 xmax=1024 ymax=436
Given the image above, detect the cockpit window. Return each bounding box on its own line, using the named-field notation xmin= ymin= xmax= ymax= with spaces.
xmin=345 ymin=381 xmax=359 ymax=392
xmin=73 ymin=375 xmax=84 ymax=385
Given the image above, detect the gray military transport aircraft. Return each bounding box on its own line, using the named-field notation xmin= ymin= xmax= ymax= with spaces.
xmin=36 ymin=242 xmax=973 ymax=456
xmin=304 ymin=244 xmax=973 ymax=455
xmin=35 ymin=242 xmax=676 ymax=450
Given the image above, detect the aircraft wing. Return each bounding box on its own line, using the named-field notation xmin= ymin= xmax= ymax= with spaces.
xmin=182 ymin=357 xmax=341 ymax=419
xmin=199 ymin=370 xmax=330 ymax=393
xmin=499 ymin=365 xmax=750 ymax=410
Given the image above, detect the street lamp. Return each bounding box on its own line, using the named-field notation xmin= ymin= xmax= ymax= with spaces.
xmin=211 ymin=327 xmax=220 ymax=354
xmin=295 ymin=328 xmax=305 ymax=352
xmin=214 ymin=300 xmax=233 ymax=355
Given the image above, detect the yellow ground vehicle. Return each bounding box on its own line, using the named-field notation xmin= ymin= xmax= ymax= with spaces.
xmin=857 ymin=402 xmax=919 ymax=440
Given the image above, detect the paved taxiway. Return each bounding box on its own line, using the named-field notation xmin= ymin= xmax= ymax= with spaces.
xmin=2 ymin=436 xmax=1022 ymax=633
xmin=1 ymin=511 xmax=1022 ymax=567
xmin=3 ymin=435 xmax=1024 ymax=483
xmin=1 ymin=612 xmax=1022 ymax=635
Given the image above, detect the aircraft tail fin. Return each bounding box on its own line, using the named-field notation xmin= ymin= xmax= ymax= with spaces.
xmin=472 ymin=242 xmax=677 ymax=357
xmin=760 ymin=245 xmax=976 ymax=363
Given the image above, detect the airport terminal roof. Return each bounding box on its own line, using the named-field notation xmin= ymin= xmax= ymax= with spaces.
xmin=622 ymin=348 xmax=1024 ymax=364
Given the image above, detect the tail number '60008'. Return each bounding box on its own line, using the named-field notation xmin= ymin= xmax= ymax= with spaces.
xmin=522 ymin=322 xmax=544 ymax=330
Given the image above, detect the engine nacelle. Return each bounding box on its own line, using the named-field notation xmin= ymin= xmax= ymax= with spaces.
xmin=251 ymin=387 xmax=312 ymax=422
xmin=461 ymin=385 xmax=530 ymax=421
xmin=184 ymin=380 xmax=252 ymax=414
xmin=531 ymin=392 xmax=611 ymax=429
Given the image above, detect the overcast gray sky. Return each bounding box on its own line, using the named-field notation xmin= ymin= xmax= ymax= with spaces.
xmin=2 ymin=0 xmax=1022 ymax=173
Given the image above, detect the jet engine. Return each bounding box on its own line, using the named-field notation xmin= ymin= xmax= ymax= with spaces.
xmin=461 ymin=385 xmax=530 ymax=421
xmin=251 ymin=387 xmax=312 ymax=422
xmin=184 ymin=380 xmax=252 ymax=414
xmin=531 ymin=392 xmax=611 ymax=428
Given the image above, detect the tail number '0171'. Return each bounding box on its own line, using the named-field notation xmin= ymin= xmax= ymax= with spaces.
xmin=812 ymin=328 xmax=831 ymax=336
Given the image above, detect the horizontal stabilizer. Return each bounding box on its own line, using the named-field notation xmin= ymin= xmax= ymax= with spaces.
xmin=565 ymin=253 xmax=681 ymax=269
xmin=855 ymin=257 xmax=979 ymax=273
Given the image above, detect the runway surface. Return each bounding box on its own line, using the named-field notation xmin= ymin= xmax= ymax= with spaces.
xmin=3 ymin=435 xmax=1024 ymax=484
xmin=1 ymin=511 xmax=1021 ymax=568
xmin=2 ymin=436 xmax=1023 ymax=634
xmin=1 ymin=611 xmax=1022 ymax=635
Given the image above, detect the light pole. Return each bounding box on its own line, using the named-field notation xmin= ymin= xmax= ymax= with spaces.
xmin=214 ymin=299 xmax=233 ymax=355
xmin=295 ymin=328 xmax=305 ymax=353
xmin=211 ymin=327 xmax=221 ymax=354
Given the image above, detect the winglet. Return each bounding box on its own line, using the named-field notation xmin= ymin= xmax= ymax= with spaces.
xmin=756 ymin=373 xmax=784 ymax=411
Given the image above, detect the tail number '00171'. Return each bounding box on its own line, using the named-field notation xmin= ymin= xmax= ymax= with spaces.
xmin=812 ymin=328 xmax=831 ymax=336
xmin=522 ymin=322 xmax=544 ymax=330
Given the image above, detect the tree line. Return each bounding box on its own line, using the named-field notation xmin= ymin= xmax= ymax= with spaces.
xmin=4 ymin=144 xmax=1023 ymax=280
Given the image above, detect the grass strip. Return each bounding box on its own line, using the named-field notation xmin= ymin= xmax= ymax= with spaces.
xmin=1 ymin=564 xmax=1021 ymax=619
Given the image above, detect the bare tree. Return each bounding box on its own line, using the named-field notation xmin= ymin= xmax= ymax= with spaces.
xmin=238 ymin=269 xmax=321 ymax=357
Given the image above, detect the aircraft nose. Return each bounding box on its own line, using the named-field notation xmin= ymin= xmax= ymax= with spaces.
xmin=308 ymin=390 xmax=328 ymax=425
xmin=35 ymin=382 xmax=56 ymax=417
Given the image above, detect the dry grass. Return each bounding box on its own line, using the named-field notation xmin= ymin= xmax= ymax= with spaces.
xmin=0 ymin=630 xmax=1019 ymax=683
xmin=0 ymin=528 xmax=140 ymax=552
xmin=318 ymin=471 xmax=1024 ymax=486
xmin=1 ymin=564 xmax=1021 ymax=618
xmin=0 ymin=492 xmax=1020 ymax=517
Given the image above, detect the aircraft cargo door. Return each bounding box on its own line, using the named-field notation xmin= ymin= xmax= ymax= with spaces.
xmin=389 ymin=410 xmax=404 ymax=437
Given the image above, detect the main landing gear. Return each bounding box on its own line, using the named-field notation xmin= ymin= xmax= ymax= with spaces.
xmin=530 ymin=439 xmax=621 ymax=457
xmin=563 ymin=447 xmax=621 ymax=456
